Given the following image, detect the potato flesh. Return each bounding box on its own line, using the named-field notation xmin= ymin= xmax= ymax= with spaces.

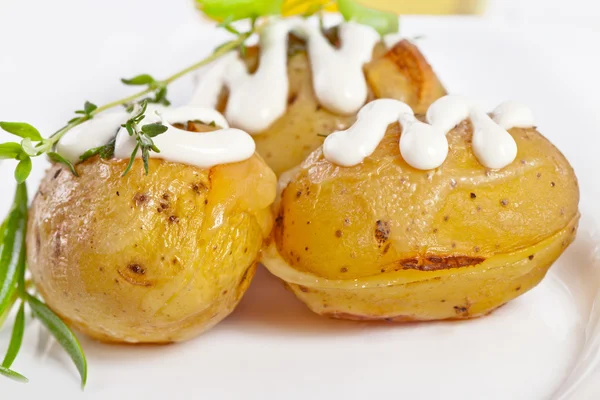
xmin=27 ymin=155 xmax=276 ymax=343
xmin=263 ymin=121 xmax=580 ymax=320
xmin=219 ymin=40 xmax=446 ymax=176
xmin=265 ymin=216 xmax=577 ymax=320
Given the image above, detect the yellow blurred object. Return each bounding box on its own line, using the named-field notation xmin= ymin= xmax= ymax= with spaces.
xmin=282 ymin=0 xmax=485 ymax=15
xmin=356 ymin=0 xmax=485 ymax=14
xmin=282 ymin=0 xmax=338 ymax=15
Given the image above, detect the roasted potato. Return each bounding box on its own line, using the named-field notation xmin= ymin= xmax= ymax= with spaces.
xmin=217 ymin=37 xmax=446 ymax=176
xmin=27 ymin=123 xmax=276 ymax=343
xmin=262 ymin=119 xmax=579 ymax=321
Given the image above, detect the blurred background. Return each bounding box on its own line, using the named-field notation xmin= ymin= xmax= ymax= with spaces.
xmin=341 ymin=0 xmax=599 ymax=27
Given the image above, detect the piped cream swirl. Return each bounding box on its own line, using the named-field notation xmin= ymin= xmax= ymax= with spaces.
xmin=190 ymin=17 xmax=380 ymax=134
xmin=323 ymin=95 xmax=535 ymax=170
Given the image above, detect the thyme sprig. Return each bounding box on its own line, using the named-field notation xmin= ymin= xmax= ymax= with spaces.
xmin=121 ymin=100 xmax=168 ymax=176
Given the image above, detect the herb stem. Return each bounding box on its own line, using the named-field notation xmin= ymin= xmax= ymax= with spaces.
xmin=49 ymin=21 xmax=265 ymax=147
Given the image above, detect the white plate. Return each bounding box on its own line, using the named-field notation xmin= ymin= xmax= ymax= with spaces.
xmin=1 ymin=1 xmax=600 ymax=399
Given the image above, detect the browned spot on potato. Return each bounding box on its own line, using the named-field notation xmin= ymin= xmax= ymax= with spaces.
xmin=53 ymin=230 xmax=63 ymax=258
xmin=35 ymin=229 xmax=41 ymax=256
xmin=116 ymin=191 xmax=120 ymax=196
xmin=117 ymin=264 xmax=152 ymax=287
xmin=454 ymin=306 xmax=468 ymax=315
xmin=516 ymin=286 xmax=522 ymax=291
xmin=375 ymin=220 xmax=390 ymax=244
xmin=335 ymin=230 xmax=342 ymax=238
xmin=396 ymin=255 xmax=485 ymax=272
xmin=537 ymin=172 xmax=542 ymax=178
xmin=444 ymin=215 xmax=449 ymax=222
xmin=133 ymin=193 xmax=148 ymax=207
xmin=287 ymin=92 xmax=298 ymax=105
xmin=168 ymin=215 xmax=179 ymax=224
xmin=500 ymin=199 xmax=509 ymax=207
xmin=296 ymin=190 xmax=302 ymax=198
xmin=340 ymin=267 xmax=348 ymax=273
xmin=128 ymin=264 xmax=146 ymax=275
xmin=383 ymin=243 xmax=391 ymax=254
xmin=470 ymin=192 xmax=476 ymax=199
xmin=275 ymin=215 xmax=283 ymax=227
xmin=298 ymin=285 xmax=309 ymax=293
xmin=528 ymin=255 xmax=535 ymax=260
xmin=551 ymin=181 xmax=556 ymax=187
xmin=191 ymin=182 xmax=207 ymax=194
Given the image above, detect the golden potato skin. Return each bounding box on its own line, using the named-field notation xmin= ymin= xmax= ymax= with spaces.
xmin=219 ymin=39 xmax=446 ymax=176
xmin=27 ymin=154 xmax=276 ymax=343
xmin=262 ymin=121 xmax=579 ymax=321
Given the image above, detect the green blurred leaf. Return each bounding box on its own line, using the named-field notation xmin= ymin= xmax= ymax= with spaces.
xmin=141 ymin=123 xmax=168 ymax=137
xmin=26 ymin=294 xmax=87 ymax=388
xmin=337 ymin=0 xmax=399 ymax=36
xmin=121 ymin=74 xmax=156 ymax=86
xmin=14 ymin=157 xmax=32 ymax=183
xmin=0 ymin=143 xmax=22 ymax=160
xmin=47 ymin=152 xmax=78 ymax=177
xmin=196 ymin=0 xmax=283 ymax=22
xmin=0 ymin=122 xmax=42 ymax=141
xmin=83 ymin=101 xmax=98 ymax=115
xmin=0 ymin=365 xmax=28 ymax=383
xmin=0 ymin=184 xmax=27 ymax=325
xmin=2 ymin=302 xmax=25 ymax=368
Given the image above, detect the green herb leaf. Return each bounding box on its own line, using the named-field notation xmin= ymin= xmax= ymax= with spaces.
xmin=142 ymin=146 xmax=150 ymax=175
xmin=0 ymin=122 xmax=42 ymax=141
xmin=2 ymin=302 xmax=25 ymax=368
xmin=122 ymin=143 xmax=140 ymax=177
xmin=79 ymin=137 xmax=116 ymax=162
xmin=68 ymin=117 xmax=82 ymax=124
xmin=149 ymin=87 xmax=171 ymax=106
xmin=0 ymin=184 xmax=27 ymax=325
xmin=26 ymin=294 xmax=87 ymax=388
xmin=47 ymin=152 xmax=78 ymax=177
xmin=337 ymin=0 xmax=399 ymax=36
xmin=0 ymin=143 xmax=22 ymax=160
xmin=14 ymin=157 xmax=32 ymax=183
xmin=141 ymin=123 xmax=168 ymax=137
xmin=84 ymin=101 xmax=98 ymax=115
xmin=197 ymin=0 xmax=283 ymax=22
xmin=121 ymin=74 xmax=156 ymax=86
xmin=0 ymin=365 xmax=28 ymax=383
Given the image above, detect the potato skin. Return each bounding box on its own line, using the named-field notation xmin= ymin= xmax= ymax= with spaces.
xmin=262 ymin=121 xmax=579 ymax=321
xmin=221 ymin=39 xmax=445 ymax=176
xmin=27 ymin=155 xmax=276 ymax=343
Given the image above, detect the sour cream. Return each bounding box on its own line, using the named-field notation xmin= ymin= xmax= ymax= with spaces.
xmin=323 ymin=96 xmax=535 ymax=170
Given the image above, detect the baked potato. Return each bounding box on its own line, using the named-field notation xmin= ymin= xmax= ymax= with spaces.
xmin=262 ymin=117 xmax=579 ymax=321
xmin=27 ymin=122 xmax=276 ymax=343
xmin=215 ymin=35 xmax=446 ymax=176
